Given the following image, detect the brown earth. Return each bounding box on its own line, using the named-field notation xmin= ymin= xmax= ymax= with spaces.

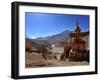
xmin=25 ymin=46 xmax=89 ymax=68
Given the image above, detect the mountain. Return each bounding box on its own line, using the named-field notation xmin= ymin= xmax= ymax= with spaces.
xmin=25 ymin=38 xmax=52 ymax=52
xmin=26 ymin=29 xmax=89 ymax=50
xmin=36 ymin=30 xmax=71 ymax=46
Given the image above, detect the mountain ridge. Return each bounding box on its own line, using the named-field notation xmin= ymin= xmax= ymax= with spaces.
xmin=36 ymin=30 xmax=71 ymax=40
xmin=36 ymin=30 xmax=71 ymax=46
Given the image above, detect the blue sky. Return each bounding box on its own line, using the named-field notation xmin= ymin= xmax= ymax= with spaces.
xmin=25 ymin=12 xmax=89 ymax=39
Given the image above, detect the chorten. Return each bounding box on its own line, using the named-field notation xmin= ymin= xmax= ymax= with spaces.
xmin=60 ymin=21 xmax=89 ymax=61
xmin=69 ymin=21 xmax=88 ymax=50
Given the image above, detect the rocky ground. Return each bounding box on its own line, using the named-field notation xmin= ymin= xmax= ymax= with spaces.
xmin=25 ymin=46 xmax=89 ymax=68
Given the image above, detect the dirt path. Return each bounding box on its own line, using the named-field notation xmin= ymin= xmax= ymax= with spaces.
xmin=51 ymin=46 xmax=64 ymax=53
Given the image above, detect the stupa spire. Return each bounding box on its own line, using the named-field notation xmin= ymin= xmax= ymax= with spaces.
xmin=75 ymin=20 xmax=81 ymax=33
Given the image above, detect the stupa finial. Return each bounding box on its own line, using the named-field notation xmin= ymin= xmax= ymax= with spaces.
xmin=75 ymin=20 xmax=81 ymax=33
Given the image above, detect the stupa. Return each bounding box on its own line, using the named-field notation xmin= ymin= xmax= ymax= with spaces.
xmin=60 ymin=21 xmax=89 ymax=62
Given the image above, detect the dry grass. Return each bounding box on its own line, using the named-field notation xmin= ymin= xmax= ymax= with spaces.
xmin=25 ymin=52 xmax=50 ymax=68
xmin=25 ymin=47 xmax=89 ymax=68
